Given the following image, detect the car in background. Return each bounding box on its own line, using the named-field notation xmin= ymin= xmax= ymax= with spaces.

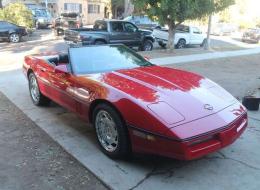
xmin=0 ymin=21 xmax=27 ymax=43
xmin=64 ymin=19 xmax=155 ymax=51
xmin=152 ymin=25 xmax=206 ymax=49
xmin=242 ymin=28 xmax=260 ymax=43
xmin=211 ymin=23 xmax=237 ymax=36
xmin=23 ymin=44 xmax=248 ymax=160
xmin=53 ymin=12 xmax=83 ymax=36
xmin=124 ymin=15 xmax=161 ymax=31
xmin=31 ymin=8 xmax=52 ymax=29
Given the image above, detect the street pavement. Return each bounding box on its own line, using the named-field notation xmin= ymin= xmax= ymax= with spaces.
xmin=0 ymin=29 xmax=260 ymax=190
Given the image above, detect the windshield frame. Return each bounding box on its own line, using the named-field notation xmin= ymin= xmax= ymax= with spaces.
xmin=68 ymin=45 xmax=153 ymax=75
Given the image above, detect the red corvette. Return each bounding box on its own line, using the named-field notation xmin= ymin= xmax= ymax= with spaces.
xmin=23 ymin=45 xmax=247 ymax=160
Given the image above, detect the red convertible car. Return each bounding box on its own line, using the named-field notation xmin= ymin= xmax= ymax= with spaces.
xmin=23 ymin=45 xmax=247 ymax=160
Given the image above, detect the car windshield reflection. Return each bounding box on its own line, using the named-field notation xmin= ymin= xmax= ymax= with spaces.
xmin=69 ymin=45 xmax=153 ymax=74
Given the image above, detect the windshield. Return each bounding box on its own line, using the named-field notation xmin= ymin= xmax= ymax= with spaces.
xmin=33 ymin=9 xmax=49 ymax=17
xmin=69 ymin=45 xmax=153 ymax=74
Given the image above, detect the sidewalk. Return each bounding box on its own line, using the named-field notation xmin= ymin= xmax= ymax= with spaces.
xmin=150 ymin=47 xmax=260 ymax=65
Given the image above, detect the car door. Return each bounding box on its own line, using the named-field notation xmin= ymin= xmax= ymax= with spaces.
xmin=48 ymin=64 xmax=77 ymax=113
xmin=35 ymin=59 xmax=55 ymax=99
xmin=0 ymin=21 xmax=10 ymax=39
xmin=190 ymin=27 xmax=204 ymax=45
xmin=123 ymin=22 xmax=141 ymax=46
xmin=109 ymin=21 xmax=128 ymax=44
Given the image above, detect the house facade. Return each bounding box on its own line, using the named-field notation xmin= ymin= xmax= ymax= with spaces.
xmin=2 ymin=0 xmax=111 ymax=25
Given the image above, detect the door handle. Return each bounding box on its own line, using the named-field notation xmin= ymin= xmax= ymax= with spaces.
xmin=40 ymin=68 xmax=46 ymax=72
xmin=38 ymin=66 xmax=46 ymax=72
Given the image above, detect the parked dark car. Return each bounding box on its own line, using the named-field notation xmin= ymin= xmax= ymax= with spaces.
xmin=242 ymin=28 xmax=260 ymax=43
xmin=124 ymin=15 xmax=161 ymax=31
xmin=53 ymin=12 xmax=83 ymax=36
xmin=31 ymin=8 xmax=52 ymax=29
xmin=0 ymin=21 xmax=27 ymax=43
xmin=64 ymin=19 xmax=155 ymax=51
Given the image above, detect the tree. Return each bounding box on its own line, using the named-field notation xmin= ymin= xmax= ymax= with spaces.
xmin=112 ymin=0 xmax=124 ymax=18
xmin=132 ymin=0 xmax=235 ymax=50
xmin=0 ymin=0 xmax=3 ymax=9
xmin=0 ymin=2 xmax=33 ymax=28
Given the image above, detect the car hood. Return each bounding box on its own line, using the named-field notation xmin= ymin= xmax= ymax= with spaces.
xmin=87 ymin=66 xmax=237 ymax=126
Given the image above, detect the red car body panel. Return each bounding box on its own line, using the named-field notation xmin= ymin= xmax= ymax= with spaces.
xmin=23 ymin=52 xmax=248 ymax=160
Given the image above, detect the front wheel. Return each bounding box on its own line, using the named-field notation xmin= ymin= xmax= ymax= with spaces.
xmin=28 ymin=72 xmax=51 ymax=106
xmin=93 ymin=104 xmax=130 ymax=159
xmin=9 ymin=33 xmax=20 ymax=43
xmin=141 ymin=39 xmax=153 ymax=51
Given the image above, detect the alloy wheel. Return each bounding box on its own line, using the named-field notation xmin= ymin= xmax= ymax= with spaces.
xmin=9 ymin=33 xmax=20 ymax=43
xmin=29 ymin=75 xmax=40 ymax=103
xmin=95 ymin=110 xmax=119 ymax=152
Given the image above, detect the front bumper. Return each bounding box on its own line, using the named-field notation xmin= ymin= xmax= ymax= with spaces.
xmin=129 ymin=112 xmax=247 ymax=160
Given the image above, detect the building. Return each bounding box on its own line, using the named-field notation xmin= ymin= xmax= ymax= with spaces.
xmin=2 ymin=0 xmax=111 ymax=25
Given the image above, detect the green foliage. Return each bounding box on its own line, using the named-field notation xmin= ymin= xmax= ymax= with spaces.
xmin=0 ymin=2 xmax=33 ymax=28
xmin=132 ymin=0 xmax=234 ymax=26
xmin=132 ymin=0 xmax=235 ymax=49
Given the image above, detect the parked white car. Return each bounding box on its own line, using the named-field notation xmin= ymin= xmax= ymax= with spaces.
xmin=152 ymin=25 xmax=206 ymax=49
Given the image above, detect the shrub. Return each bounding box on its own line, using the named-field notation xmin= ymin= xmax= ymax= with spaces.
xmin=0 ymin=2 xmax=33 ymax=28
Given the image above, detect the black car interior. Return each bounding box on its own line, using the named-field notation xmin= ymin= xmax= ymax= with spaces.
xmin=48 ymin=54 xmax=69 ymax=66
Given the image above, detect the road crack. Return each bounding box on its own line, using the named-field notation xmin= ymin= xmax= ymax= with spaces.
xmin=205 ymin=151 xmax=260 ymax=171
xmin=128 ymin=163 xmax=186 ymax=190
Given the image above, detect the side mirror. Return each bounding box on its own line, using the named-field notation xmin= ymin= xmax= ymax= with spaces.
xmin=54 ymin=64 xmax=68 ymax=74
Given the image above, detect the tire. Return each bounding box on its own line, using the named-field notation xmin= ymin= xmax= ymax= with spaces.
xmin=176 ymin=39 xmax=186 ymax=49
xmin=9 ymin=33 xmax=20 ymax=43
xmin=28 ymin=72 xmax=51 ymax=106
xmin=141 ymin=39 xmax=153 ymax=51
xmin=158 ymin=41 xmax=166 ymax=48
xmin=200 ymin=39 xmax=206 ymax=47
xmin=94 ymin=40 xmax=106 ymax=45
xmin=93 ymin=103 xmax=130 ymax=159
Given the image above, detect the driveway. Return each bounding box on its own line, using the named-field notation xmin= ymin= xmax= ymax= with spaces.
xmin=0 ymin=30 xmax=260 ymax=190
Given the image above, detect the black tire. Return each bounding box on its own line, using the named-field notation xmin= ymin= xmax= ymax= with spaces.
xmin=28 ymin=72 xmax=51 ymax=106
xmin=158 ymin=41 xmax=166 ymax=48
xmin=93 ymin=103 xmax=130 ymax=159
xmin=200 ymin=39 xmax=207 ymax=47
xmin=141 ymin=39 xmax=153 ymax=51
xmin=94 ymin=40 xmax=106 ymax=45
xmin=176 ymin=39 xmax=186 ymax=49
xmin=9 ymin=33 xmax=20 ymax=43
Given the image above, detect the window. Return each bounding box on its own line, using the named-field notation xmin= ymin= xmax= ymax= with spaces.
xmin=0 ymin=21 xmax=14 ymax=28
xmin=94 ymin=21 xmax=107 ymax=31
xmin=176 ymin=25 xmax=190 ymax=33
xmin=124 ymin=23 xmax=137 ymax=33
xmin=88 ymin=4 xmax=100 ymax=14
xmin=193 ymin=27 xmax=202 ymax=34
xmin=64 ymin=3 xmax=82 ymax=13
xmin=111 ymin=22 xmax=124 ymax=32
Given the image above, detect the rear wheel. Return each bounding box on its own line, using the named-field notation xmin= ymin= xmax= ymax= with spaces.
xmin=200 ymin=39 xmax=207 ymax=47
xmin=176 ymin=39 xmax=186 ymax=49
xmin=9 ymin=33 xmax=20 ymax=43
xmin=93 ymin=103 xmax=130 ymax=159
xmin=158 ymin=41 xmax=166 ymax=48
xmin=28 ymin=72 xmax=51 ymax=106
xmin=141 ymin=39 xmax=153 ymax=51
